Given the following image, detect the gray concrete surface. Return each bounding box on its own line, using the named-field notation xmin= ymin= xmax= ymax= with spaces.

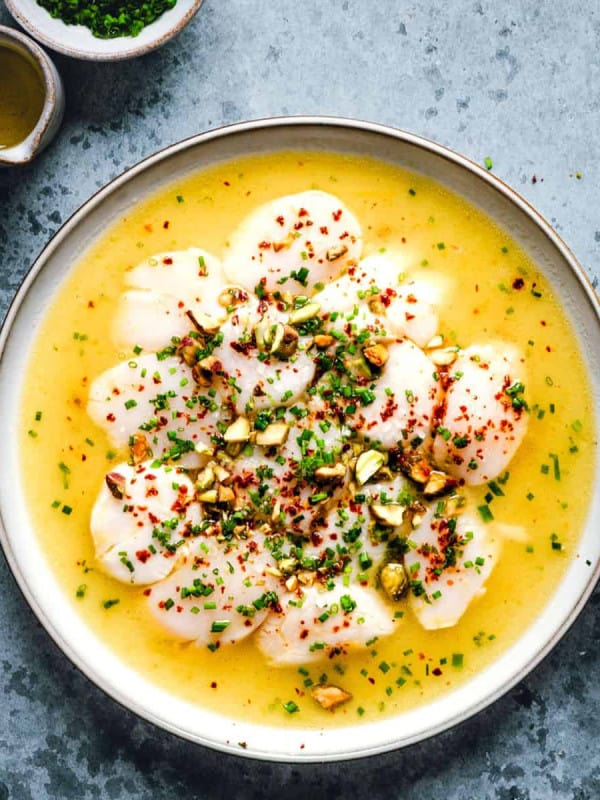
xmin=0 ymin=1 xmax=599 ymax=797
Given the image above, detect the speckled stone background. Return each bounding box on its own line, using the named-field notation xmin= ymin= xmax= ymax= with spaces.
xmin=1 ymin=1 xmax=599 ymax=797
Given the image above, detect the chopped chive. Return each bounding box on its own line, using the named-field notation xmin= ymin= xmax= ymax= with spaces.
xmin=477 ymin=504 xmax=494 ymax=522
xmin=451 ymin=653 xmax=464 ymax=669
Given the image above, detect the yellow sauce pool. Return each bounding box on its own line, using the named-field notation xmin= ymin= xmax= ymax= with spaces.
xmin=0 ymin=46 xmax=45 ymax=149
xmin=20 ymin=151 xmax=596 ymax=728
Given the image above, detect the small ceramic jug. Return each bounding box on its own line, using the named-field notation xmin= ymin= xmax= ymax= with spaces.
xmin=0 ymin=25 xmax=64 ymax=167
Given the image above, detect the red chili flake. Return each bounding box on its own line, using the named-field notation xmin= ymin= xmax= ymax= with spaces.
xmin=163 ymin=257 xmax=173 ymax=265
xmin=320 ymin=225 xmax=329 ymax=235
xmin=144 ymin=224 xmax=153 ymax=233
xmin=87 ymin=300 xmax=95 ymax=308
xmin=224 ymin=181 xmax=230 ymax=186
xmin=333 ymin=209 xmax=342 ymax=221
xmin=298 ymin=207 xmax=309 ymax=217
xmin=258 ymin=240 xmax=272 ymax=250
xmin=300 ymin=629 xmax=309 ymax=640
xmin=163 ymin=220 xmax=170 ymax=229
xmin=276 ymin=215 xmax=285 ymax=226
xmin=512 ymin=277 xmax=525 ymax=290
xmin=106 ymin=413 xmax=116 ymax=422
xmin=136 ymin=549 xmax=151 ymax=563
xmin=142 ymin=588 xmax=152 ymax=596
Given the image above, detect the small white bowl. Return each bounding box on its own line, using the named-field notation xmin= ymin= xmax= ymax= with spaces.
xmin=5 ymin=0 xmax=203 ymax=61
xmin=0 ymin=25 xmax=64 ymax=166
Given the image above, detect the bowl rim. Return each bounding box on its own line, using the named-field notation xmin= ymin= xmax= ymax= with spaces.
xmin=1 ymin=115 xmax=599 ymax=761
xmin=4 ymin=0 xmax=203 ymax=61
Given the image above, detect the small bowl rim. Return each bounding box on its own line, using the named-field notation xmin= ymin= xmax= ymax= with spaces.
xmin=4 ymin=0 xmax=203 ymax=60
xmin=0 ymin=24 xmax=62 ymax=164
xmin=0 ymin=116 xmax=598 ymax=761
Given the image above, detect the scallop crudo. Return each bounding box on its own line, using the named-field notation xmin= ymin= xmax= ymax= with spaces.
xmin=113 ymin=249 xmax=233 ymax=351
xmin=147 ymin=537 xmax=280 ymax=646
xmin=90 ymin=461 xmax=201 ymax=584
xmin=405 ymin=507 xmax=501 ymax=630
xmin=79 ymin=188 xmax=536 ymax=704
xmin=222 ymin=190 xmax=362 ymax=292
xmin=432 ymin=343 xmax=529 ymax=484
xmin=314 ymin=252 xmax=449 ymax=347
xmin=256 ymin=581 xmax=397 ymax=665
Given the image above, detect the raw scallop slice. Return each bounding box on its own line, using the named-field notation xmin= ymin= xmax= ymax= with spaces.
xmin=113 ymin=248 xmax=234 ymax=350
xmin=314 ymin=253 xmax=447 ymax=347
xmin=87 ymin=353 xmax=220 ymax=461
xmin=432 ymin=343 xmax=528 ymax=485
xmin=222 ymin=191 xmax=362 ymax=293
xmin=213 ymin=309 xmax=316 ymax=413
xmin=405 ymin=507 xmax=501 ymax=630
xmin=256 ymin=579 xmax=397 ymax=665
xmin=147 ymin=535 xmax=279 ymax=646
xmin=348 ymin=338 xmax=441 ymax=449
xmin=90 ymin=461 xmax=201 ymax=584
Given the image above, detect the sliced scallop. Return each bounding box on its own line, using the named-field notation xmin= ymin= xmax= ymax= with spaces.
xmin=113 ymin=248 xmax=235 ymax=351
xmin=213 ymin=309 xmax=316 ymax=413
xmin=405 ymin=507 xmax=500 ymax=630
xmin=90 ymin=461 xmax=201 ymax=584
xmin=432 ymin=343 xmax=528 ymax=484
xmin=348 ymin=338 xmax=441 ymax=449
xmin=222 ymin=191 xmax=362 ymax=293
xmin=87 ymin=353 xmax=221 ymax=462
xmin=146 ymin=535 xmax=280 ymax=646
xmin=313 ymin=252 xmax=448 ymax=347
xmin=256 ymin=579 xmax=397 ymax=665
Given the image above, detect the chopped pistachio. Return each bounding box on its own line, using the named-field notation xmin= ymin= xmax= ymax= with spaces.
xmin=355 ymin=449 xmax=386 ymax=485
xmin=285 ymin=574 xmax=299 ymax=592
xmin=105 ymin=472 xmax=126 ymax=500
xmin=255 ymin=422 xmax=290 ymax=446
xmin=363 ymin=343 xmax=389 ymax=368
xmin=277 ymin=557 xmax=298 ymax=576
xmin=313 ymin=334 xmax=334 ymax=348
xmin=223 ymin=416 xmax=251 ymax=443
xmin=288 ymin=302 xmax=321 ymax=325
xmin=197 ymin=489 xmax=218 ymax=503
xmin=379 ymin=562 xmax=408 ymax=601
xmin=325 ymin=244 xmax=349 ymax=262
xmin=423 ymin=470 xmax=454 ymax=497
xmin=425 ymin=334 xmax=444 ymax=350
xmin=371 ymin=503 xmax=406 ymax=527
xmin=196 ymin=467 xmax=215 ymax=490
xmin=130 ymin=432 xmax=152 ymax=465
xmin=311 ymin=683 xmax=352 ymax=710
xmin=213 ymin=464 xmax=232 ymax=484
xmin=430 ymin=347 xmax=459 ymax=367
xmin=218 ymin=485 xmax=236 ymax=504
xmin=314 ymin=463 xmax=347 ymax=484
xmin=273 ymin=325 xmax=299 ymax=359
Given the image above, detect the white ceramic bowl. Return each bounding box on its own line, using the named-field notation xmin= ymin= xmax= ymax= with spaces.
xmin=5 ymin=0 xmax=203 ymax=60
xmin=0 ymin=118 xmax=598 ymax=761
xmin=0 ymin=25 xmax=64 ymax=165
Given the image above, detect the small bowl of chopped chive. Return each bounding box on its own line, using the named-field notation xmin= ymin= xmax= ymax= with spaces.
xmin=5 ymin=0 xmax=203 ymax=60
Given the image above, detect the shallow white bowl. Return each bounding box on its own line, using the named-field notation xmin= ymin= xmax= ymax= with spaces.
xmin=0 ymin=118 xmax=598 ymax=761
xmin=5 ymin=0 xmax=203 ymax=60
